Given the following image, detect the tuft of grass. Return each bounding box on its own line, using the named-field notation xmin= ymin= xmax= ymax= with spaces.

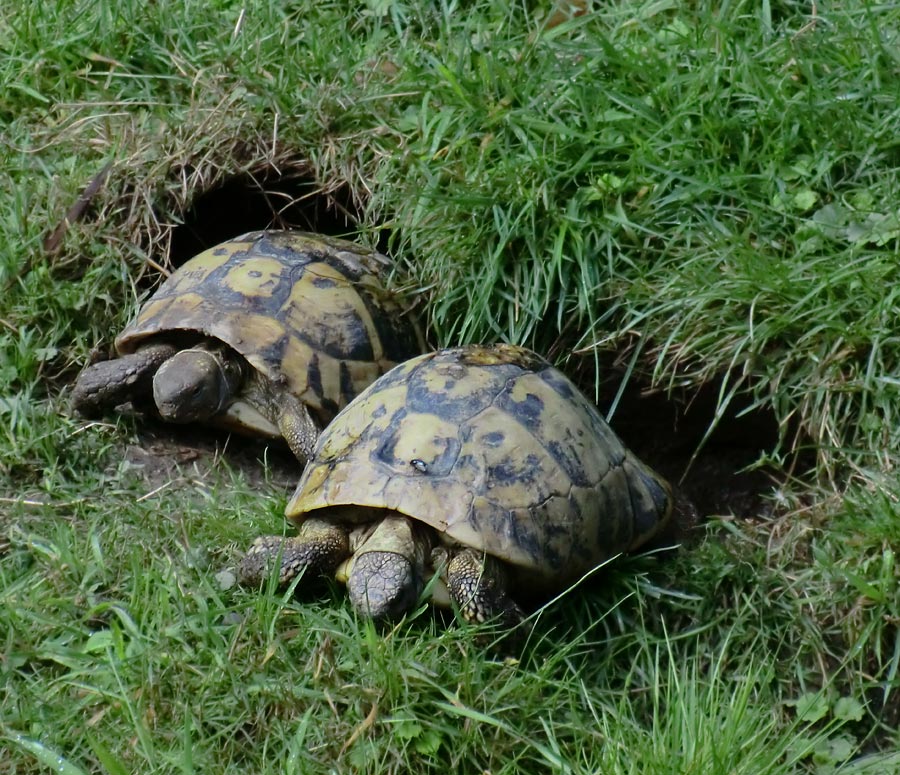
xmin=369 ymin=0 xmax=900 ymax=477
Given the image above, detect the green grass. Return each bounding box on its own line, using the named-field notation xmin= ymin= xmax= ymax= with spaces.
xmin=3 ymin=0 xmax=900 ymax=772
xmin=3 ymin=449 xmax=895 ymax=774
xmin=3 ymin=448 xmax=899 ymax=772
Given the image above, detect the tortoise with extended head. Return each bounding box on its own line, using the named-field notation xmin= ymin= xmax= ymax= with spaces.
xmin=240 ymin=344 xmax=690 ymax=626
xmin=71 ymin=230 xmax=424 ymax=463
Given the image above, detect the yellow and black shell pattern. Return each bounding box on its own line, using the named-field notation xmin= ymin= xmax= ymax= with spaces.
xmin=287 ymin=344 xmax=674 ymax=594
xmin=116 ymin=231 xmax=425 ymax=418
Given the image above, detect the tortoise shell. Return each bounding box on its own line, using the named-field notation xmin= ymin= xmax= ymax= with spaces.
xmin=116 ymin=231 xmax=425 ymax=419
xmin=286 ymin=344 xmax=673 ymax=594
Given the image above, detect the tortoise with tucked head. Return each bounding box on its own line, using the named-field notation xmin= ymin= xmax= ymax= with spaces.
xmin=71 ymin=230 xmax=424 ymax=463
xmin=240 ymin=344 xmax=690 ymax=627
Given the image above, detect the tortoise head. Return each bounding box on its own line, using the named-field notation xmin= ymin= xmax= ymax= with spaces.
xmin=152 ymin=347 xmax=239 ymax=423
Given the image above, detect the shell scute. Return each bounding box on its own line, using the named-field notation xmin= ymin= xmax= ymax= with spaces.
xmin=497 ymin=383 xmax=545 ymax=429
xmin=403 ymin=364 xmax=500 ymax=423
xmin=372 ymin=410 xmax=463 ymax=480
xmin=278 ymin=260 xmax=380 ymax=362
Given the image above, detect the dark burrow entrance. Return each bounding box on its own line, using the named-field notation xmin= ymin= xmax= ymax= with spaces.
xmin=599 ymin=374 xmax=784 ymax=521
xmin=564 ymin=350 xmax=788 ymax=521
xmin=146 ymin=169 xmax=786 ymax=521
xmin=167 ymin=164 xmax=374 ymax=268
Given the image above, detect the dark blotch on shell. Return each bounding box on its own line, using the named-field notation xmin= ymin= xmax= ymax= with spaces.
xmin=339 ymin=361 xmax=356 ymax=407
xmin=629 ymin=464 xmax=672 ymax=537
xmin=497 ymin=389 xmax=544 ymax=430
xmin=311 ymin=275 xmax=338 ymax=288
xmin=372 ymin=407 xmax=462 ymax=477
xmin=306 ymin=353 xmax=325 ymax=408
xmin=539 ymin=367 xmax=577 ymax=400
xmin=482 ymin=430 xmax=505 ymax=447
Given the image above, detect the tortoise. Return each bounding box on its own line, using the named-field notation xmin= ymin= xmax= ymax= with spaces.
xmin=240 ymin=343 xmax=689 ymax=627
xmin=71 ymin=230 xmax=424 ymax=463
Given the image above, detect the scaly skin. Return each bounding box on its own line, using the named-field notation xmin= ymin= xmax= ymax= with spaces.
xmin=270 ymin=385 xmax=320 ymax=465
xmin=239 ymin=517 xmax=350 ymax=587
xmin=435 ymin=547 xmax=526 ymax=629
xmin=71 ymin=342 xmax=177 ymax=416
xmin=156 ymin=346 xmax=321 ymax=463
xmin=346 ymin=515 xmax=433 ymax=620
xmin=240 ymin=513 xmax=433 ymax=621
xmin=74 ymin=340 xmax=321 ymax=464
xmin=240 ymin=512 xmax=528 ymax=631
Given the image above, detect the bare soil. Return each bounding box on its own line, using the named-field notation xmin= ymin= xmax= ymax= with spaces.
xmin=122 ymin=424 xmax=300 ymax=494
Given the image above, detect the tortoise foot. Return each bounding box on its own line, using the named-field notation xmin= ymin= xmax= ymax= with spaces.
xmin=347 ymin=551 xmax=420 ymax=620
xmin=239 ymin=518 xmax=349 ymax=587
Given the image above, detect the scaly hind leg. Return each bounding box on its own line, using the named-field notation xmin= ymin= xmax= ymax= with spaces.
xmin=434 ymin=547 xmax=525 ymax=629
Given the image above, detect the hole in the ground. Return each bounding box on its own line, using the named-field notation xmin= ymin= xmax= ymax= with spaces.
xmin=168 ymin=164 xmax=379 ymax=268
xmin=611 ymin=381 xmax=782 ymax=519
xmin=567 ymin=353 xmax=794 ymax=520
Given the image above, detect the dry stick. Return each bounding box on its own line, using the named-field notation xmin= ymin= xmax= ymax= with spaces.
xmin=2 ymin=160 xmax=113 ymax=297
xmin=42 ymin=160 xmax=114 ymax=255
